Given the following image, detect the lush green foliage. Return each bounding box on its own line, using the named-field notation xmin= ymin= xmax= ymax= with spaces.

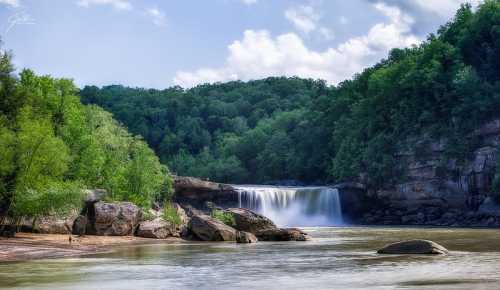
xmin=0 ymin=49 xmax=173 ymax=223
xmin=80 ymin=78 xmax=330 ymax=183
xmin=211 ymin=209 xmax=236 ymax=227
xmin=162 ymin=203 xmax=181 ymax=226
xmin=82 ymin=1 xmax=500 ymax=188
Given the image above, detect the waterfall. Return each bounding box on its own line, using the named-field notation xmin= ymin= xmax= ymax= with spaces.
xmin=235 ymin=185 xmax=343 ymax=227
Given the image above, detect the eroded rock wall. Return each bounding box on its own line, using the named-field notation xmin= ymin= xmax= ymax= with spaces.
xmin=362 ymin=119 xmax=500 ymax=227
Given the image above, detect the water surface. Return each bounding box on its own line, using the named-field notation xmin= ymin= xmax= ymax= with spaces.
xmin=1 ymin=227 xmax=500 ymax=290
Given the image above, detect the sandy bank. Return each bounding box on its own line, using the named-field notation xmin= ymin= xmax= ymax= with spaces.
xmin=0 ymin=233 xmax=183 ymax=262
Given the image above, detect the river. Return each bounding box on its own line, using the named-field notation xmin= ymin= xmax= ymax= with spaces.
xmin=1 ymin=227 xmax=500 ymax=290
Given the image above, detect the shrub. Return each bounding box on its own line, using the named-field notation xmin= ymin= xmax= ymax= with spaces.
xmin=211 ymin=209 xmax=235 ymax=227
xmin=162 ymin=203 xmax=181 ymax=226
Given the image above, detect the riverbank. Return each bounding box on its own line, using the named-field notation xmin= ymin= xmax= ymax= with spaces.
xmin=0 ymin=233 xmax=183 ymax=262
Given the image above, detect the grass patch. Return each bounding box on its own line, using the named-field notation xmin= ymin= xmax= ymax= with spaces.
xmin=162 ymin=203 xmax=182 ymax=226
xmin=211 ymin=209 xmax=236 ymax=227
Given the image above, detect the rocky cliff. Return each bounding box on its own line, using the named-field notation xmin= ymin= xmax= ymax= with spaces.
xmin=362 ymin=119 xmax=500 ymax=227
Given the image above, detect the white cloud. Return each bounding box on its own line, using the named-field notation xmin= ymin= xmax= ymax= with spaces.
xmin=77 ymin=0 xmax=132 ymax=11
xmin=284 ymin=5 xmax=319 ymax=34
xmin=174 ymin=3 xmax=420 ymax=88
xmin=241 ymin=0 xmax=258 ymax=5
xmin=146 ymin=8 xmax=167 ymax=27
xmin=284 ymin=4 xmax=335 ymax=40
xmin=0 ymin=0 xmax=19 ymax=7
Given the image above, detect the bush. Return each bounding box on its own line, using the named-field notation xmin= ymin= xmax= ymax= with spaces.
xmin=211 ymin=209 xmax=235 ymax=227
xmin=162 ymin=203 xmax=181 ymax=226
xmin=142 ymin=210 xmax=156 ymax=221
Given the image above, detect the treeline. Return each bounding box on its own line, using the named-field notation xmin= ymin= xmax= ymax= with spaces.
xmin=81 ymin=78 xmax=330 ymax=183
xmin=0 ymin=46 xmax=172 ymax=225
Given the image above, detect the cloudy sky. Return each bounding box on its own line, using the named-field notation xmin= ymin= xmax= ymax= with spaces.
xmin=0 ymin=0 xmax=480 ymax=88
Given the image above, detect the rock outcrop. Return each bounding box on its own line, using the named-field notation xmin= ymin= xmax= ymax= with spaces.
xmin=91 ymin=202 xmax=142 ymax=236
xmin=255 ymin=228 xmax=309 ymax=241
xmin=377 ymin=239 xmax=448 ymax=255
xmin=173 ymin=176 xmax=238 ymax=208
xmin=226 ymin=208 xmax=276 ymax=234
xmin=359 ymin=119 xmax=500 ymax=227
xmin=236 ymin=231 xmax=258 ymax=243
xmin=136 ymin=218 xmax=176 ymax=239
xmin=188 ymin=214 xmax=237 ymax=241
xmin=35 ymin=213 xmax=78 ymax=234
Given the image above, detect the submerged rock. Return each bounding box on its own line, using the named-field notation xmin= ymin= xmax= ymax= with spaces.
xmin=93 ymin=202 xmax=142 ymax=236
xmin=226 ymin=208 xmax=277 ymax=234
xmin=189 ymin=214 xmax=237 ymax=241
xmin=377 ymin=239 xmax=448 ymax=255
xmin=256 ymin=228 xmax=309 ymax=241
xmin=136 ymin=218 xmax=175 ymax=239
xmin=236 ymin=231 xmax=257 ymax=243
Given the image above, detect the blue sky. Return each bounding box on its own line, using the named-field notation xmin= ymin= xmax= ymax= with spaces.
xmin=0 ymin=0 xmax=480 ymax=88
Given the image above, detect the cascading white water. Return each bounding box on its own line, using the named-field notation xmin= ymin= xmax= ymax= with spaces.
xmin=235 ymin=185 xmax=343 ymax=227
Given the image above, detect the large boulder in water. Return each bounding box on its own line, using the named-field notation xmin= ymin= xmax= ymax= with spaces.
xmin=377 ymin=239 xmax=448 ymax=255
xmin=189 ymin=214 xmax=237 ymax=241
xmin=256 ymin=228 xmax=309 ymax=241
xmin=226 ymin=208 xmax=277 ymax=234
xmin=93 ymin=202 xmax=142 ymax=236
xmin=136 ymin=218 xmax=176 ymax=239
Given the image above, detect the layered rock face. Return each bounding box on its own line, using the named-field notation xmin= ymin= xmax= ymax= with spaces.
xmin=173 ymin=176 xmax=239 ymax=208
xmin=362 ymin=119 xmax=500 ymax=227
xmin=36 ymin=212 xmax=79 ymax=234
xmin=92 ymin=202 xmax=143 ymax=236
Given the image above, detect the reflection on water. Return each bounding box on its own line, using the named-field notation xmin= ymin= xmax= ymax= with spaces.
xmin=1 ymin=227 xmax=500 ymax=290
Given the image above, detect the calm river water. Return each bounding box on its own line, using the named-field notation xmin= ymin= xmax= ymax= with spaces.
xmin=1 ymin=227 xmax=500 ymax=290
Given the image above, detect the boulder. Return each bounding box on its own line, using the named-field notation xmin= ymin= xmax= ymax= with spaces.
xmin=72 ymin=215 xmax=88 ymax=236
xmin=36 ymin=210 xmax=79 ymax=234
xmin=188 ymin=214 xmax=237 ymax=241
xmin=236 ymin=231 xmax=257 ymax=243
xmin=136 ymin=218 xmax=175 ymax=239
xmin=93 ymin=202 xmax=142 ymax=236
xmin=256 ymin=228 xmax=309 ymax=241
xmin=377 ymin=239 xmax=448 ymax=255
xmin=226 ymin=208 xmax=277 ymax=234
